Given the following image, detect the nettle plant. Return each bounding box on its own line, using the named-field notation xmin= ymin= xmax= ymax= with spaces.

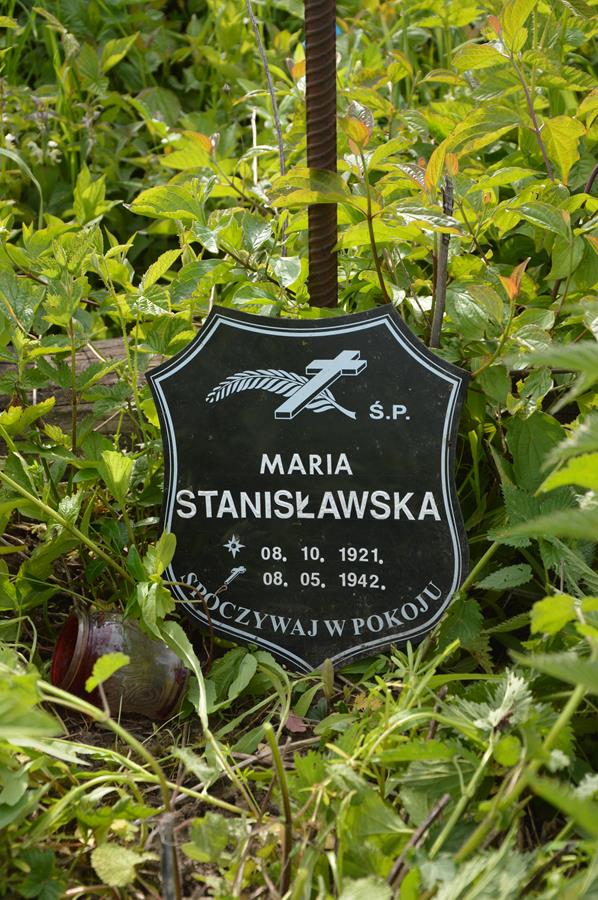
xmin=0 ymin=0 xmax=597 ymax=896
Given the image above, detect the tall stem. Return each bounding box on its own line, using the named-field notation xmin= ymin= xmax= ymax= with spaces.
xmin=361 ymin=150 xmax=390 ymax=304
xmin=584 ymin=161 xmax=598 ymax=195
xmin=511 ymin=56 xmax=554 ymax=182
xmin=243 ymin=0 xmax=289 ymax=254
xmin=69 ymin=319 xmax=78 ymax=453
xmin=429 ymin=743 xmax=494 ymax=857
xmin=244 ymin=0 xmax=285 ymax=180
xmin=0 ymin=468 xmax=133 ymax=584
xmin=472 ymin=291 xmax=517 ymax=378
xmin=430 ymin=176 xmax=453 ymax=347
xmin=264 ymin=722 xmax=293 ymax=894
xmin=459 ymin=541 xmax=500 ymax=594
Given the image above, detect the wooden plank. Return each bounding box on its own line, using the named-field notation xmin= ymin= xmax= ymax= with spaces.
xmin=0 ymin=339 xmax=162 ymax=434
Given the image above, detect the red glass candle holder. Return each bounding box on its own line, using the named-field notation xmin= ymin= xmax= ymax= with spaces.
xmin=51 ymin=608 xmax=188 ymax=720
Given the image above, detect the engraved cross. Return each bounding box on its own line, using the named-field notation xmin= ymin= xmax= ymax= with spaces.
xmin=274 ymin=350 xmax=367 ymax=420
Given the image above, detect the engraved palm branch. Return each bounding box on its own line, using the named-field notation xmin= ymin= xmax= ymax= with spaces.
xmin=205 ymin=369 xmax=356 ymax=419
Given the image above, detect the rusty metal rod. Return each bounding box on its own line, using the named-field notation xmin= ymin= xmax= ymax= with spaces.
xmin=305 ymin=0 xmax=338 ymax=307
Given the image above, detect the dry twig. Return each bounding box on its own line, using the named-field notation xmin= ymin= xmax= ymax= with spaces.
xmin=387 ymin=793 xmax=451 ymax=890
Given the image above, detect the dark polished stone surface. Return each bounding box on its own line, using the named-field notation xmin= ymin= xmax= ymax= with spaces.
xmin=148 ymin=305 xmax=469 ymax=672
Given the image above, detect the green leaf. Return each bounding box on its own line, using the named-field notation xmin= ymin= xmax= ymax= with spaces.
xmin=126 ymin=545 xmax=147 ymax=582
xmin=373 ymin=741 xmax=455 ymax=764
xmin=85 ymin=652 xmax=130 ymax=692
xmin=230 ymin=282 xmax=280 ymax=316
xmin=446 ymin=283 xmax=504 ymax=340
xmin=0 ymin=268 xmax=45 ymax=332
xmin=505 ymin=412 xmax=565 ymax=491
xmin=528 ymin=777 xmax=598 ymax=838
xmin=553 ymin=0 xmax=595 ymax=14
xmin=0 ymin=765 xmax=27 ymax=806
xmin=541 ymin=453 xmax=598 ymax=492
xmin=477 ymin=564 xmax=533 ymax=591
xmin=438 ymin=597 xmax=482 ymax=647
xmin=338 ymin=878 xmax=392 ymax=900
xmin=209 ymin=648 xmax=253 ymax=703
xmin=368 ymin=136 xmax=412 ymax=169
xmin=73 ymin=165 xmax=115 ymax=224
xmin=91 ymin=843 xmax=156 ymax=888
xmin=0 ymin=399 xmax=56 ymax=437
xmin=186 ymin=224 xmax=216 ymax=252
xmin=293 ymin=683 xmax=321 ymax=718
xmin=99 ymin=450 xmax=134 ymax=507
xmin=241 ymin=214 xmax=272 ymax=252
xmin=129 ymin=183 xmax=205 ymax=222
xmin=155 ymin=531 xmax=176 ymax=573
xmin=161 ymin=134 xmax=212 ymax=170
xmin=336 ymin=218 xmax=417 ymax=250
xmin=543 ymin=116 xmax=586 ymax=185
xmin=101 ymin=33 xmax=138 ymax=73
xmin=419 ymin=6 xmax=482 ymax=28
xmin=270 ymin=167 xmax=365 ymax=211
xmin=182 ymin=812 xmax=246 ymax=863
xmin=17 ymin=849 xmax=64 ymax=900
xmin=516 ymin=343 xmax=598 ymax=378
xmin=227 ymin=654 xmax=257 ymax=702
xmin=501 ymin=0 xmax=537 ymax=51
xmin=135 ymin=581 xmax=174 ymax=637
xmin=388 ymin=201 xmax=460 ymax=233
xmin=493 ymin=734 xmax=522 ymax=767
xmin=447 ymin=109 xmax=520 ymax=155
xmin=159 ymin=620 xmax=208 ymax=727
xmin=132 ymin=87 xmax=182 ymax=128
xmin=547 ymin=414 xmax=598 ymax=466
xmin=141 ymin=249 xmax=182 ymax=290
xmin=0 ymin=651 xmax=59 ymax=740
xmin=270 ymin=256 xmax=302 ymax=287
xmin=500 ymin=0 xmax=538 ymax=30
xmin=452 ymin=44 xmax=507 ymax=71
xmin=171 ymin=746 xmax=218 ymax=783
xmin=513 ymin=343 xmax=598 ymax=411
xmin=503 ymin=507 xmax=598 ymax=541
xmin=170 ymin=259 xmax=226 ymax=305
xmin=548 ymin=235 xmax=585 ymax=280
xmin=142 ymin=532 xmax=177 ymax=577
xmin=512 ymin=201 xmax=570 ymax=238
xmin=342 ymin=787 xmax=409 ymax=838
xmin=341 ymin=114 xmax=372 ymax=149
xmin=513 ymin=651 xmax=598 ymax=694
xmin=477 ymin=365 xmax=511 ymax=406
xmin=0 ymin=148 xmax=44 ymax=227
xmin=474 ymin=166 xmax=539 ymax=190
xmin=452 ymin=671 xmax=532 ymax=734
xmin=424 ymin=138 xmax=448 ymax=191
xmin=531 ymin=594 xmax=577 ymax=635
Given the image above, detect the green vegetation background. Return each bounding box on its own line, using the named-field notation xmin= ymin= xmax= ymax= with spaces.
xmin=0 ymin=0 xmax=597 ymax=897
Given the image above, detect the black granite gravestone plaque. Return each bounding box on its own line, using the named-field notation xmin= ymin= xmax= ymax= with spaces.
xmin=147 ymin=305 xmax=469 ymax=672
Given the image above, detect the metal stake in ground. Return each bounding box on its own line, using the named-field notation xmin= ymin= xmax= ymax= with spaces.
xmin=305 ymin=0 xmax=338 ymax=308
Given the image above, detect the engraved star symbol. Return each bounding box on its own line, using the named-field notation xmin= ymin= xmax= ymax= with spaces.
xmin=223 ymin=535 xmax=245 ymax=558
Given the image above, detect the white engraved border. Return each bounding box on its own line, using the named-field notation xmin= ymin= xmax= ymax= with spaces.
xmin=149 ymin=307 xmax=467 ymax=673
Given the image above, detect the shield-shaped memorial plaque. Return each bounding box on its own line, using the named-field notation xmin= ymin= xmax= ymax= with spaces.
xmin=147 ymin=304 xmax=469 ymax=672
